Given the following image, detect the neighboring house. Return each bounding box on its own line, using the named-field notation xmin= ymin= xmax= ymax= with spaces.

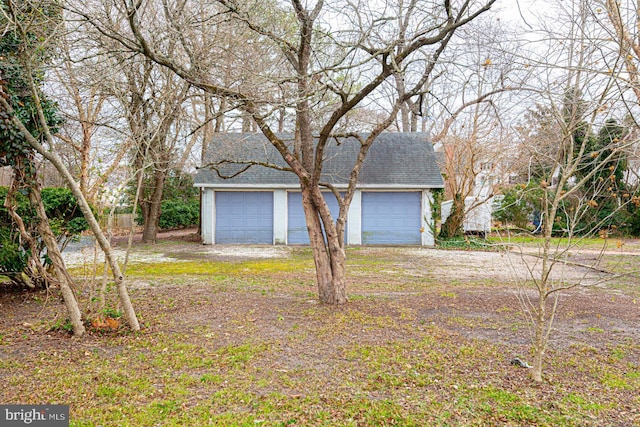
xmin=194 ymin=133 xmax=444 ymax=246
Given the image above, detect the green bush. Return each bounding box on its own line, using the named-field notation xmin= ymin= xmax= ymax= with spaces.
xmin=0 ymin=187 xmax=88 ymax=235
xmin=158 ymin=199 xmax=199 ymax=230
xmin=0 ymin=228 xmax=27 ymax=274
xmin=0 ymin=186 xmax=89 ymax=280
xmin=41 ymin=187 xmax=89 ymax=236
xmin=625 ymin=195 xmax=640 ymax=237
xmin=494 ymin=184 xmax=543 ymax=231
xmin=162 ymin=171 xmax=198 ymax=201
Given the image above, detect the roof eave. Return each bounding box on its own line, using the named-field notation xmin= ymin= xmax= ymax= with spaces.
xmin=194 ymin=183 xmax=444 ymax=189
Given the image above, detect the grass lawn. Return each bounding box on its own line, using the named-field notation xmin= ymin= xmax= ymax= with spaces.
xmin=1 ymin=242 xmax=639 ymax=426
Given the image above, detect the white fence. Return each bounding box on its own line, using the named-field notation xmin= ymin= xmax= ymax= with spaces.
xmin=107 ymin=213 xmax=134 ymax=229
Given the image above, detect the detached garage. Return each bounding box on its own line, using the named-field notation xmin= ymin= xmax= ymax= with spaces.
xmin=194 ymin=133 xmax=444 ymax=246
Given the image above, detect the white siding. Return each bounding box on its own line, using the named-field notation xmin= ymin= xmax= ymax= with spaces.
xmin=422 ymin=190 xmax=435 ymax=246
xmin=273 ymin=190 xmax=287 ymax=245
xmin=347 ymin=190 xmax=362 ymax=245
xmin=201 ymin=188 xmax=215 ymax=244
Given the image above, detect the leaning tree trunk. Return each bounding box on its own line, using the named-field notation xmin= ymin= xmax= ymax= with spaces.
xmin=4 ymin=184 xmax=44 ymax=289
xmin=29 ymin=188 xmax=86 ymax=337
xmin=44 ymin=152 xmax=141 ymax=331
xmin=5 ymin=178 xmax=84 ymax=335
xmin=301 ymin=188 xmax=348 ymax=304
xmin=7 ymin=113 xmax=141 ymax=331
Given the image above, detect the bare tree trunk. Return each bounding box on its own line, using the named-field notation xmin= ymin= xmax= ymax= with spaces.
xmin=4 ymin=109 xmax=141 ymax=331
xmin=4 ymin=169 xmax=85 ymax=336
xmin=527 ymin=185 xmax=565 ymax=382
xmin=278 ymin=107 xmax=285 ymax=132
xmin=395 ymin=73 xmax=411 ymax=132
xmin=531 ymin=227 xmax=552 ymax=382
xmin=410 ymin=109 xmax=419 ymax=132
xmin=140 ymin=169 xmax=166 ymax=243
xmin=203 ymin=92 xmax=213 ymax=161
xmin=301 ymin=188 xmax=348 ymax=304
xmin=242 ymin=114 xmax=251 ymax=132
xmin=4 ymin=181 xmax=43 ymax=289
xmin=214 ymin=98 xmax=225 ymax=134
xmin=531 ymin=257 xmax=548 ymax=383
xmin=29 ymin=187 xmax=86 ymax=336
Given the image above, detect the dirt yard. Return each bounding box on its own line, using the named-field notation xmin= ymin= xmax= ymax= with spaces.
xmin=60 ymin=232 xmax=640 ymax=362
xmin=1 ymin=233 xmax=639 ymax=425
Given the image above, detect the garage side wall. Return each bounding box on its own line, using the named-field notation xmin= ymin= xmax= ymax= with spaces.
xmin=422 ymin=190 xmax=435 ymax=246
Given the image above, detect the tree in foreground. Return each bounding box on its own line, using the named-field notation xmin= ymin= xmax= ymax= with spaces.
xmin=0 ymin=186 xmax=88 ymax=288
xmin=1 ymin=0 xmax=140 ymax=334
xmin=75 ymin=0 xmax=497 ymax=303
xmin=503 ymin=0 xmax=640 ymax=381
xmin=1 ymin=0 xmax=87 ymax=335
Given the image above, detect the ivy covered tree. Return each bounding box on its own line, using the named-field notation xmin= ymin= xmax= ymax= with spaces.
xmin=0 ymin=0 xmax=87 ymax=335
xmin=0 ymin=0 xmax=68 ymax=288
xmin=1 ymin=0 xmax=140 ymax=334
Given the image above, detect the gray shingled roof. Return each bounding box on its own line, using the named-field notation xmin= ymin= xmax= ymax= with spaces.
xmin=194 ymin=133 xmax=444 ymax=188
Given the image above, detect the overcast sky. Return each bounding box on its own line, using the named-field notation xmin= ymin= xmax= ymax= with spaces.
xmin=495 ymin=0 xmax=544 ymax=26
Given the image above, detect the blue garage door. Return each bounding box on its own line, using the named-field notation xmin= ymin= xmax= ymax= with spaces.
xmin=362 ymin=192 xmax=421 ymax=244
xmin=288 ymin=192 xmax=343 ymax=244
xmin=216 ymin=192 xmax=273 ymax=244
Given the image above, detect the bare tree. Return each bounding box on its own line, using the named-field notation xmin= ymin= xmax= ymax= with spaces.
xmin=600 ymin=0 xmax=640 ymax=188
xmin=122 ymin=58 xmax=192 ymax=243
xmin=1 ymin=0 xmax=140 ymax=333
xmin=49 ymin=24 xmax=134 ymax=205
xmin=425 ymin=16 xmax=526 ymax=237
xmin=1 ymin=0 xmax=86 ymax=335
xmin=438 ymin=125 xmax=514 ymax=238
xmin=502 ymin=0 xmax=639 ymax=382
xmin=72 ymin=0 xmax=497 ymax=304
xmin=602 ymin=0 xmax=640 ymax=104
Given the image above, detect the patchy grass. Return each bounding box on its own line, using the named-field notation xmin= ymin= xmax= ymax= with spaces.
xmin=488 ymin=234 xmax=610 ymax=248
xmin=436 ymin=236 xmax=497 ymax=251
xmin=71 ymin=258 xmax=314 ymax=279
xmin=1 ymin=241 xmax=639 ymax=426
xmin=604 ymin=254 xmax=640 ymax=277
